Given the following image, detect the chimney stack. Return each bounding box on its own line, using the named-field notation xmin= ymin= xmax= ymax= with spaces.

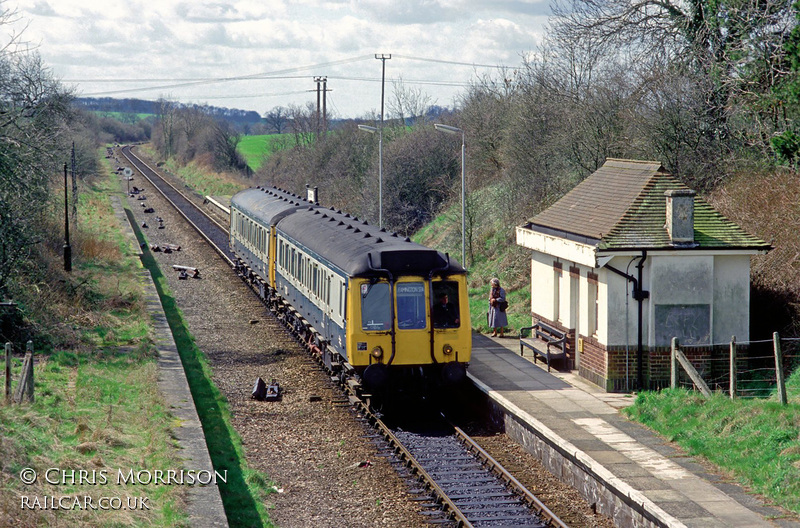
xmin=665 ymin=189 xmax=695 ymax=245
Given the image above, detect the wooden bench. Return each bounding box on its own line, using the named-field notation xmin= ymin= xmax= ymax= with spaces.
xmin=519 ymin=321 xmax=567 ymax=372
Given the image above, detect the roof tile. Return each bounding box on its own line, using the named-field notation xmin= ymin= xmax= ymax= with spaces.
xmin=521 ymin=159 xmax=770 ymax=251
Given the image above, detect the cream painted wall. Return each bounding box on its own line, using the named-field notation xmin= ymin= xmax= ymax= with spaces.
xmin=529 ymin=252 xmax=555 ymax=322
xmin=604 ymin=256 xmax=645 ymax=348
xmin=713 ymin=255 xmax=751 ymax=343
xmin=522 ymin=231 xmax=754 ymax=350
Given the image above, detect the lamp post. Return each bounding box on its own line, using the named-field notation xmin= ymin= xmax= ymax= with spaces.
xmin=434 ymin=123 xmax=466 ymax=267
xmin=358 ymin=124 xmax=383 ymax=228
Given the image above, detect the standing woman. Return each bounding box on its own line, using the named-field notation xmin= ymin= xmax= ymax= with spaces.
xmin=488 ymin=278 xmax=508 ymax=337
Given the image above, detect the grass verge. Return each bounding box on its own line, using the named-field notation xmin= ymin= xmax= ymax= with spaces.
xmin=0 ymin=150 xmax=187 ymax=527
xmin=624 ymin=380 xmax=800 ymax=516
xmin=127 ymin=176 xmax=274 ymax=527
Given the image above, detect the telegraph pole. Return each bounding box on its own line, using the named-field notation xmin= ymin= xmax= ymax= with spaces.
xmin=71 ymin=142 xmax=78 ymax=222
xmin=314 ymin=76 xmax=322 ymax=137
xmin=313 ymin=76 xmax=329 ymax=137
xmin=322 ymin=77 xmax=327 ymax=134
xmin=63 ymin=163 xmax=72 ymax=272
xmin=375 ymin=54 xmax=391 ymax=228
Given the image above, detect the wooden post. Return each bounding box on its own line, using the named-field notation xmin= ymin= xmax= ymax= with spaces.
xmin=24 ymin=341 xmax=33 ymax=403
xmin=4 ymin=342 xmax=10 ymax=403
xmin=670 ymin=337 xmax=678 ymax=389
xmin=13 ymin=356 xmax=26 ymax=403
xmin=729 ymin=336 xmax=737 ymax=400
xmin=773 ymin=332 xmax=787 ymax=405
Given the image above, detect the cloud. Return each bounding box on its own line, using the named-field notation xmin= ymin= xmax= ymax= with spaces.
xmin=25 ymin=1 xmax=58 ymax=17
xmin=349 ymin=0 xmax=463 ymax=25
xmin=175 ymin=1 xmax=273 ymax=23
xmin=9 ymin=0 xmax=550 ymax=116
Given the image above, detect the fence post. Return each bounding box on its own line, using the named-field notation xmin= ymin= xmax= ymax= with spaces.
xmin=773 ymin=332 xmax=787 ymax=405
xmin=729 ymin=336 xmax=737 ymax=400
xmin=671 ymin=337 xmax=678 ymax=389
xmin=24 ymin=341 xmax=33 ymax=403
xmin=4 ymin=342 xmax=10 ymax=403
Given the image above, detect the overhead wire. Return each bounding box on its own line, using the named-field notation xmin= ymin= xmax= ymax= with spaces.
xmin=77 ymin=55 xmax=376 ymax=97
xmin=75 ymin=53 xmax=507 ymax=102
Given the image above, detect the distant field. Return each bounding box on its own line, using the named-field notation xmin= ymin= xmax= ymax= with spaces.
xmin=95 ymin=111 xmax=154 ymax=121
xmin=238 ymin=134 xmax=291 ymax=170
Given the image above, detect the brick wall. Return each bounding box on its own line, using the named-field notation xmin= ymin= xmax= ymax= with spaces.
xmin=534 ymin=311 xmax=732 ymax=392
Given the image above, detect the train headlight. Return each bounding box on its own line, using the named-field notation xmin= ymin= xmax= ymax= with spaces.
xmin=442 ymin=344 xmax=454 ymax=356
xmin=371 ymin=346 xmax=384 ymax=360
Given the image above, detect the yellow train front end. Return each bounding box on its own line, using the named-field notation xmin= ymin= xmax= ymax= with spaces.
xmin=346 ymin=274 xmax=471 ymax=392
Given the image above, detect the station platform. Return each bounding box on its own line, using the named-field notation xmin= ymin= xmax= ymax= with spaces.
xmin=467 ymin=333 xmax=800 ymax=528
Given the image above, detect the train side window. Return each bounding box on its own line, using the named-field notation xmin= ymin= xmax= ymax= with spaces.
xmin=326 ymin=275 xmax=332 ymax=306
xmin=432 ymin=281 xmax=461 ymax=328
xmin=396 ymin=282 xmax=426 ymax=329
xmin=340 ymin=282 xmax=346 ymax=318
xmin=361 ymin=282 xmax=390 ymax=331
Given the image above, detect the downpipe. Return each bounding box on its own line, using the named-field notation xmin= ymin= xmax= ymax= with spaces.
xmin=604 ymin=251 xmax=648 ymax=390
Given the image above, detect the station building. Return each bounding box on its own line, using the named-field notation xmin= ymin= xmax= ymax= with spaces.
xmin=515 ymin=159 xmax=771 ymax=392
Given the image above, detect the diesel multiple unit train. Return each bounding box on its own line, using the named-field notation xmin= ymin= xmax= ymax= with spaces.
xmin=229 ymin=185 xmax=471 ymax=393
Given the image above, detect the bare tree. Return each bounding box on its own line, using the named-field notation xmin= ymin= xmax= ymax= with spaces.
xmin=200 ymin=119 xmax=249 ymax=174
xmin=176 ymin=104 xmax=210 ymax=161
xmin=388 ymin=76 xmax=433 ymax=127
xmin=0 ymin=48 xmax=73 ymax=297
xmin=287 ymin=103 xmax=316 ymax=147
xmin=155 ymin=96 xmax=177 ymax=158
xmin=550 ymin=0 xmax=797 ymax=147
xmin=264 ymin=106 xmax=289 ymax=134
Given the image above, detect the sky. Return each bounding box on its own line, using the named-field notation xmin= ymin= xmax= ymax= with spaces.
xmin=5 ymin=0 xmax=551 ymax=119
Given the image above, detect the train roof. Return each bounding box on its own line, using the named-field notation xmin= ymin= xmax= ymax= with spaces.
xmin=231 ymin=186 xmax=465 ymax=278
xmin=231 ymin=186 xmax=305 ymax=224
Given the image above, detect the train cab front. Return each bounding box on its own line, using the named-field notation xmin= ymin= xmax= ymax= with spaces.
xmin=349 ymin=276 xmax=471 ymax=396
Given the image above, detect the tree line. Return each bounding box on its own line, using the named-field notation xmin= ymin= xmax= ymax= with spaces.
xmin=75 ymin=97 xmax=262 ymax=125
xmin=255 ymin=1 xmax=800 ymax=263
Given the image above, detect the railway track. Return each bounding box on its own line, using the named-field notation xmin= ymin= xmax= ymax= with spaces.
xmin=118 ymin=145 xmax=568 ymax=528
xmin=119 ymin=145 xmax=234 ymax=264
xmin=367 ymin=408 xmax=568 ymax=528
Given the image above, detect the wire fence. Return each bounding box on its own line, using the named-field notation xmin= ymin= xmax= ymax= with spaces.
xmin=672 ymin=334 xmax=799 ymax=403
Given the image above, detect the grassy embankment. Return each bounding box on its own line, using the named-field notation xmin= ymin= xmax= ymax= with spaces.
xmin=413 ymin=185 xmax=532 ymax=335
xmin=1 ymin=148 xmax=276 ymax=527
xmin=0 ymin=151 xmax=187 ymax=527
xmin=134 ymin=143 xmax=247 ymax=198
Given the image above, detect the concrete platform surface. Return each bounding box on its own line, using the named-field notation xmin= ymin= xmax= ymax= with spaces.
xmin=468 ymin=332 xmax=800 ymax=528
